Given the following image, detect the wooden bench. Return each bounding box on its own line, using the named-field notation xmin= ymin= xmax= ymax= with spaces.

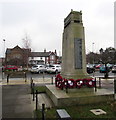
xmin=56 ymin=109 xmax=71 ymax=120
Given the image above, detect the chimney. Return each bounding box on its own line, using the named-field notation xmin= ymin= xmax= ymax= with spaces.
xmin=44 ymin=49 xmax=46 ymax=52
xmin=55 ymin=49 xmax=57 ymax=54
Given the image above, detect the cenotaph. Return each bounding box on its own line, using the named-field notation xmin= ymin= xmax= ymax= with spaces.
xmin=45 ymin=10 xmax=114 ymax=107
xmin=61 ymin=9 xmax=90 ymax=79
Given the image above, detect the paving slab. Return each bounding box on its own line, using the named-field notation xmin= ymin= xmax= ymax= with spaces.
xmin=2 ymin=84 xmax=34 ymax=118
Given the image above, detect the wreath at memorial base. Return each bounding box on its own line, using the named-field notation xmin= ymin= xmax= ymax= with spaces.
xmin=55 ymin=74 xmax=95 ymax=89
xmin=76 ymin=79 xmax=83 ymax=88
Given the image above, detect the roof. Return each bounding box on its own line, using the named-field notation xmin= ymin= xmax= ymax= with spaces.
xmin=6 ymin=49 xmax=11 ymax=54
xmin=30 ymin=52 xmax=57 ymax=57
xmin=30 ymin=52 xmax=50 ymax=57
xmin=6 ymin=45 xmax=31 ymax=54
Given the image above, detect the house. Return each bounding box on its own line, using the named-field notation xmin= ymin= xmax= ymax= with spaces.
xmin=5 ymin=45 xmax=59 ymax=67
xmin=5 ymin=45 xmax=31 ymax=66
xmin=29 ymin=49 xmax=58 ymax=65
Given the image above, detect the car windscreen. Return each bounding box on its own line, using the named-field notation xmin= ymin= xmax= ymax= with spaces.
xmin=39 ymin=66 xmax=44 ymax=67
xmin=56 ymin=66 xmax=60 ymax=67
xmin=49 ymin=65 xmax=54 ymax=67
xmin=32 ymin=66 xmax=38 ymax=68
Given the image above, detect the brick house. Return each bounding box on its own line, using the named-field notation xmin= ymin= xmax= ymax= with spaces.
xmin=5 ymin=45 xmax=31 ymax=66
xmin=5 ymin=45 xmax=59 ymax=66
xmin=29 ymin=49 xmax=58 ymax=65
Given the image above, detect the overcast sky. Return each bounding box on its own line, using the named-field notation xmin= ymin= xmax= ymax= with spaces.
xmin=0 ymin=0 xmax=115 ymax=57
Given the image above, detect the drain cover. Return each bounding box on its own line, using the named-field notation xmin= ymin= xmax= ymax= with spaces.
xmin=90 ymin=109 xmax=106 ymax=115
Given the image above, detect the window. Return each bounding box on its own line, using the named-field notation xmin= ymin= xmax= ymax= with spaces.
xmin=13 ymin=54 xmax=21 ymax=59
xmin=50 ymin=55 xmax=55 ymax=59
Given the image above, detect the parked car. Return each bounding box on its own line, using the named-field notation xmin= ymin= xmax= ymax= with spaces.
xmin=46 ymin=64 xmax=61 ymax=73
xmin=107 ymin=63 xmax=113 ymax=69
xmin=99 ymin=65 xmax=110 ymax=73
xmin=30 ymin=64 xmax=46 ymax=73
xmin=4 ymin=65 xmax=18 ymax=71
xmin=112 ymin=65 xmax=116 ymax=73
xmin=95 ymin=64 xmax=102 ymax=69
xmin=86 ymin=64 xmax=95 ymax=74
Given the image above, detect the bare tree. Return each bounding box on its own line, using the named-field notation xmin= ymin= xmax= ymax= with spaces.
xmin=22 ymin=33 xmax=31 ymax=49
xmin=22 ymin=33 xmax=32 ymax=68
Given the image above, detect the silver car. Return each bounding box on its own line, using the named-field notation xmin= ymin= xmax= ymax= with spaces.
xmin=30 ymin=65 xmax=46 ymax=73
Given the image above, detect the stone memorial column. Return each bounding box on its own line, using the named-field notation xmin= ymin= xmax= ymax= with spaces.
xmin=61 ymin=10 xmax=90 ymax=79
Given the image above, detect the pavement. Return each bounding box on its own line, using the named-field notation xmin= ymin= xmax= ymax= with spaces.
xmin=1 ymin=76 xmax=55 ymax=119
xmin=2 ymin=84 xmax=34 ymax=119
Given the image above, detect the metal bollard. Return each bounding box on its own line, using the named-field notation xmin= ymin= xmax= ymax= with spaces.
xmin=30 ymin=77 xmax=33 ymax=88
xmin=94 ymin=77 xmax=97 ymax=92
xmin=32 ymin=83 xmax=35 ymax=101
xmin=51 ymin=76 xmax=53 ymax=84
xmin=99 ymin=77 xmax=101 ymax=88
xmin=35 ymin=90 xmax=38 ymax=111
xmin=114 ymin=77 xmax=116 ymax=100
xmin=7 ymin=74 xmax=10 ymax=83
xmin=66 ymin=80 xmax=68 ymax=93
xmin=31 ymin=78 xmax=34 ymax=94
xmin=24 ymin=72 xmax=27 ymax=82
xmin=42 ymin=103 xmax=45 ymax=120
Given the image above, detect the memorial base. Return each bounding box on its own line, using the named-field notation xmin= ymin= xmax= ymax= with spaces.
xmin=46 ymin=85 xmax=114 ymax=107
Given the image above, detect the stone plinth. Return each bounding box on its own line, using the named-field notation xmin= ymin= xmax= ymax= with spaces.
xmin=46 ymin=85 xmax=114 ymax=107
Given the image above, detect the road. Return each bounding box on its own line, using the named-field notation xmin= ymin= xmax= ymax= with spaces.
xmin=23 ymin=71 xmax=116 ymax=79
xmin=89 ymin=71 xmax=116 ymax=77
xmin=0 ymin=70 xmax=116 ymax=80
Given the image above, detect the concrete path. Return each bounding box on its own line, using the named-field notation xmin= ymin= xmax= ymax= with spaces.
xmin=2 ymin=84 xmax=34 ymax=119
xmin=1 ymin=77 xmax=55 ymax=85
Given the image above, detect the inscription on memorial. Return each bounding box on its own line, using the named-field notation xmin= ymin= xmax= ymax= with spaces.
xmin=74 ymin=38 xmax=82 ymax=69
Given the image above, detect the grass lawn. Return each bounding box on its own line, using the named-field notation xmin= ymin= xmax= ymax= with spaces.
xmin=33 ymin=86 xmax=46 ymax=93
xmin=35 ymin=102 xmax=116 ymax=119
xmin=33 ymin=86 xmax=116 ymax=119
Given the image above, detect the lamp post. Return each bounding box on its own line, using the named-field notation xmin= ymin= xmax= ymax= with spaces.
xmin=92 ymin=43 xmax=95 ymax=76
xmin=2 ymin=39 xmax=5 ymax=80
xmin=92 ymin=42 xmax=94 ymax=64
xmin=3 ymin=39 xmax=5 ymax=58
xmin=114 ymin=50 xmax=116 ymax=100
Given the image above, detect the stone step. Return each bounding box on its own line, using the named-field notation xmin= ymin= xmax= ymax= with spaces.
xmin=38 ymin=93 xmax=54 ymax=109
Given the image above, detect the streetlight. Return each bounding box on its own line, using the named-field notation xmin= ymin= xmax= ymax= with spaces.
xmin=3 ymin=39 xmax=5 ymax=58
xmin=2 ymin=39 xmax=5 ymax=80
xmin=92 ymin=42 xmax=95 ymax=64
xmin=92 ymin=42 xmax=95 ymax=77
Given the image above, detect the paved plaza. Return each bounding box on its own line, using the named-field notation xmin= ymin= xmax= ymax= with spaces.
xmin=2 ymin=84 xmax=34 ymax=118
